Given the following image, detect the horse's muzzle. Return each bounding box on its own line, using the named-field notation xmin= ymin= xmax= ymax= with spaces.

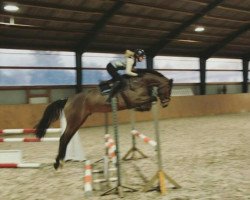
xmin=161 ymin=99 xmax=170 ymax=107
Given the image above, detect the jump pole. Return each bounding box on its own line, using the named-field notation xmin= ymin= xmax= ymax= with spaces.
xmin=101 ymin=97 xmax=137 ymax=197
xmin=84 ymin=160 xmax=93 ymax=195
xmin=0 ymin=163 xmax=41 ymax=168
xmin=122 ymin=110 xmax=147 ymax=160
xmin=0 ymin=138 xmax=59 ymax=142
xmin=0 ymin=150 xmax=41 ymax=168
xmin=93 ymin=113 xmax=116 ymax=184
xmin=143 ymin=102 xmax=181 ymax=194
xmin=0 ymin=128 xmax=61 ymax=135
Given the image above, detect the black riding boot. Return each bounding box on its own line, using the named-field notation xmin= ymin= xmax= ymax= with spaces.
xmin=106 ymin=81 xmax=121 ymax=103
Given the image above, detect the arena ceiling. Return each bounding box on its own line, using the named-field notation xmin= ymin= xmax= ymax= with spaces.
xmin=0 ymin=0 xmax=249 ymax=59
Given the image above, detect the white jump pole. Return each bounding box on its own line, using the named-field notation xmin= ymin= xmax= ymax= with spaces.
xmin=0 ymin=128 xmax=61 ymax=135
xmin=0 ymin=138 xmax=59 ymax=142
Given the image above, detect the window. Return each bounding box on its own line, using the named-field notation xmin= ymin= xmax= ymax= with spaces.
xmin=154 ymin=56 xmax=199 ymax=83
xmin=159 ymin=71 xmax=200 ymax=83
xmin=154 ymin=56 xmax=199 ymax=70
xmin=206 ymin=58 xmax=242 ymax=70
xmin=0 ymin=69 xmax=75 ymax=86
xmin=0 ymin=49 xmax=75 ymax=86
xmin=206 ymin=58 xmax=242 ymax=83
xmin=206 ymin=71 xmax=242 ymax=83
xmin=0 ymin=49 xmax=75 ymax=67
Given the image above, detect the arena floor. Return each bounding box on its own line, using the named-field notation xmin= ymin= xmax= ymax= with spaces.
xmin=0 ymin=113 xmax=249 ymax=200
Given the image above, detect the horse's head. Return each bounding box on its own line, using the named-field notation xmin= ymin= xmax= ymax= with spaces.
xmin=157 ymin=78 xmax=173 ymax=107
xmin=136 ymin=69 xmax=173 ymax=108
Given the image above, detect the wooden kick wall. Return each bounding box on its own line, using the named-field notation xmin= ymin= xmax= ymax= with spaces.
xmin=1 ymin=93 xmax=250 ymax=129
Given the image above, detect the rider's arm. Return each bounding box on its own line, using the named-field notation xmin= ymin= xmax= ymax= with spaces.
xmin=125 ymin=57 xmax=138 ymax=76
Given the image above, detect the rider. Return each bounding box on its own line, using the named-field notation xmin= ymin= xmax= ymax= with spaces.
xmin=106 ymin=49 xmax=146 ymax=102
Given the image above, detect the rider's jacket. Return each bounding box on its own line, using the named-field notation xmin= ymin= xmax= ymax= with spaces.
xmin=110 ymin=50 xmax=138 ymax=76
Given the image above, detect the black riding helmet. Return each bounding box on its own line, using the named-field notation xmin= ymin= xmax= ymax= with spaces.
xmin=134 ymin=49 xmax=145 ymax=57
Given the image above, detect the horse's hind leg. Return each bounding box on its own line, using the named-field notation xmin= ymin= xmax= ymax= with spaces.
xmin=54 ymin=114 xmax=89 ymax=170
xmin=54 ymin=127 xmax=77 ymax=170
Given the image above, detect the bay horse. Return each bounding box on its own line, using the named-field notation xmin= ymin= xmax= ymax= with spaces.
xmin=35 ymin=69 xmax=173 ymax=169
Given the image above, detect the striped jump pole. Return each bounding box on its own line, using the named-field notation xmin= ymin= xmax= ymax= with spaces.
xmin=0 ymin=150 xmax=41 ymax=168
xmin=104 ymin=134 xmax=117 ymax=165
xmin=122 ymin=111 xmax=148 ymax=160
xmin=0 ymin=137 xmax=59 ymax=142
xmin=84 ymin=160 xmax=93 ymax=195
xmin=101 ymin=97 xmax=137 ymax=197
xmin=0 ymin=128 xmax=61 ymax=135
xmin=131 ymin=130 xmax=157 ymax=147
xmin=0 ymin=163 xmax=41 ymax=168
xmin=92 ymin=114 xmax=118 ymax=187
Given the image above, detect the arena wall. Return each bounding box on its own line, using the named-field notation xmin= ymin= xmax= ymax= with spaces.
xmin=1 ymin=93 xmax=250 ymax=129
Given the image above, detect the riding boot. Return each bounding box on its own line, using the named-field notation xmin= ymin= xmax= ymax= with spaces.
xmin=106 ymin=81 xmax=121 ymax=103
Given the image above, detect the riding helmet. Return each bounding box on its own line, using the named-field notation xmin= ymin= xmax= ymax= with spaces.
xmin=134 ymin=49 xmax=145 ymax=57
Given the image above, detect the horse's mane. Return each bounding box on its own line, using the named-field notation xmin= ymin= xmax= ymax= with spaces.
xmin=135 ymin=69 xmax=165 ymax=77
xmin=122 ymin=69 xmax=165 ymax=79
xmin=99 ymin=69 xmax=165 ymax=85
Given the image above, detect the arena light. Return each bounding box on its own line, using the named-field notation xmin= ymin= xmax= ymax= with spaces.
xmin=194 ymin=26 xmax=205 ymax=32
xmin=4 ymin=4 xmax=19 ymax=12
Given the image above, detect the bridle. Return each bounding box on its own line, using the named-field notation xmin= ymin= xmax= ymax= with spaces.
xmin=157 ymin=79 xmax=172 ymax=107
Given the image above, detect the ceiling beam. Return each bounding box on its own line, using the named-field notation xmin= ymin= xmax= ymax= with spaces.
xmin=2 ymin=0 xmax=245 ymax=28
xmin=76 ymin=0 xmax=124 ymax=54
xmin=124 ymin=1 xmax=193 ymax=15
xmin=0 ymin=13 xmax=94 ymax=26
xmin=120 ymin=1 xmax=247 ymax=24
xmin=147 ymin=0 xmax=224 ymax=57
xmin=0 ymin=23 xmax=231 ymax=43
xmin=2 ymin=0 xmax=104 ymax=15
xmin=0 ymin=42 xmax=74 ymax=51
xmin=200 ymin=23 xmax=250 ymax=59
xmin=204 ymin=15 xmax=249 ymax=23
xmin=1 ymin=12 xmax=238 ymax=33
xmin=0 ymin=33 xmax=79 ymax=42
xmin=1 ymin=14 xmax=241 ymax=40
xmin=6 ymin=25 xmax=250 ymax=48
xmin=183 ymin=0 xmax=250 ymax=14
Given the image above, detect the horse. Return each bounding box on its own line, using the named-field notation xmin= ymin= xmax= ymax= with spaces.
xmin=35 ymin=69 xmax=173 ymax=169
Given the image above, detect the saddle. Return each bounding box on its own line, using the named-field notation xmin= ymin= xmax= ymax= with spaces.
xmin=99 ymin=79 xmax=115 ymax=95
xmin=99 ymin=74 xmax=132 ymax=95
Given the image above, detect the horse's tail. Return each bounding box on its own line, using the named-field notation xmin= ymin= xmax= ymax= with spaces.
xmin=35 ymin=99 xmax=68 ymax=138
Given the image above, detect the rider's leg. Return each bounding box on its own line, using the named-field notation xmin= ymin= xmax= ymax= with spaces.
xmin=106 ymin=80 xmax=122 ymax=102
xmin=106 ymin=64 xmax=124 ymax=102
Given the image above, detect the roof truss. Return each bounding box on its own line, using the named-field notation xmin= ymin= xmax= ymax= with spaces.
xmin=76 ymin=0 xmax=124 ymax=54
xmin=200 ymin=23 xmax=250 ymax=59
xmin=147 ymin=0 xmax=224 ymax=57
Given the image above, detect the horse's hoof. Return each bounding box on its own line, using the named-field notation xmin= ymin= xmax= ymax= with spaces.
xmin=54 ymin=162 xmax=59 ymax=170
xmin=54 ymin=160 xmax=64 ymax=170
